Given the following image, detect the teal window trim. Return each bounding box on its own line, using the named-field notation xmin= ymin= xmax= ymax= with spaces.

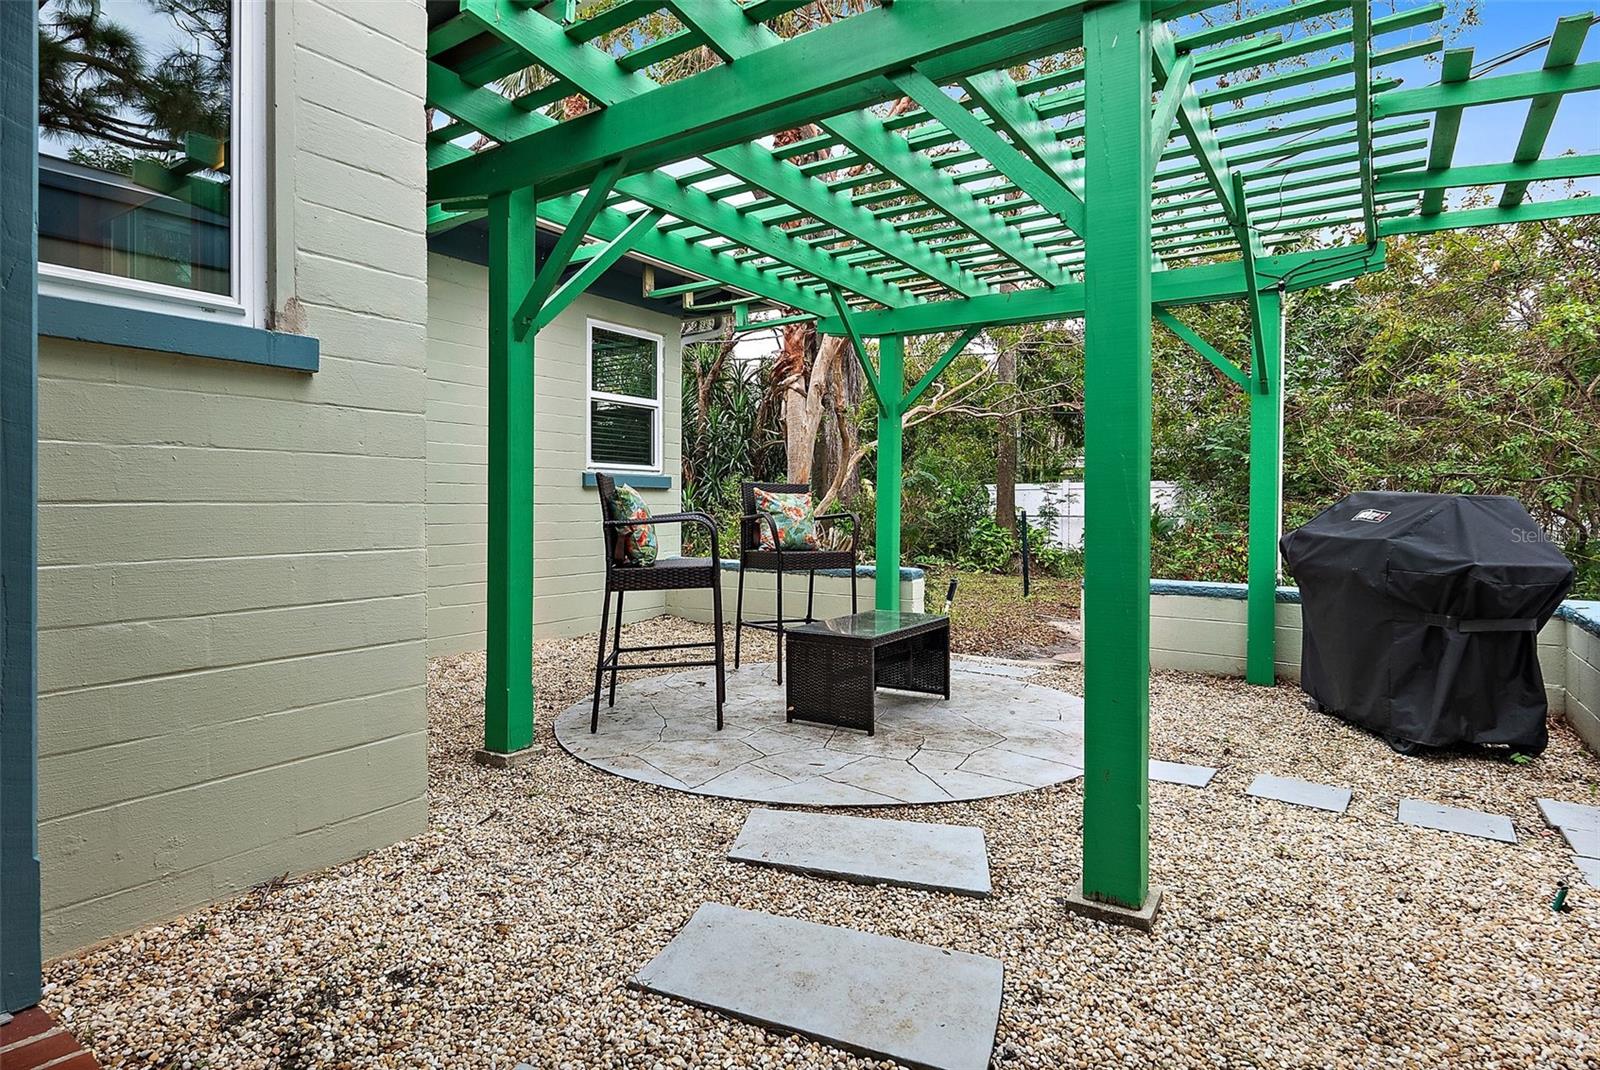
xmin=582 ymin=471 xmax=673 ymax=490
xmin=39 ymin=296 xmax=319 ymax=372
xmin=2 ymin=0 xmax=42 ymax=1014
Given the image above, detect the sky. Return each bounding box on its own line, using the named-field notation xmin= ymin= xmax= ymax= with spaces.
xmin=1382 ymin=0 xmax=1600 ymax=192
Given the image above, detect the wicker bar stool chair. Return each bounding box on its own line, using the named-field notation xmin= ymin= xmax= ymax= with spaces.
xmin=735 ymin=481 xmax=860 ymax=683
xmin=592 ymin=473 xmax=725 ymax=732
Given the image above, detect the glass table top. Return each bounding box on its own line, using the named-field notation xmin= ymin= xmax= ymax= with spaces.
xmin=787 ymin=610 xmax=948 ymax=640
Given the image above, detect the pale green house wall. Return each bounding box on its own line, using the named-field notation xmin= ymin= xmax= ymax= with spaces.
xmin=425 ymin=251 xmax=685 ymax=654
xmin=34 ymin=1 xmax=430 ymax=956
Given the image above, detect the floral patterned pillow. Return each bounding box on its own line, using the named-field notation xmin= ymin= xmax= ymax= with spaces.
xmin=752 ymin=487 xmax=819 ymax=550
xmin=609 ymin=483 xmax=658 ymax=565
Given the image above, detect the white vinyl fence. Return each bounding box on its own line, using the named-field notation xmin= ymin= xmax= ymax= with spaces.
xmin=989 ymin=481 xmax=1183 ymax=549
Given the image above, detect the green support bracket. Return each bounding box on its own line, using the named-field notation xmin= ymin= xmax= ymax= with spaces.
xmin=526 ymin=209 xmax=664 ymax=335
xmin=1155 ymin=308 xmax=1249 ymax=391
xmin=903 ymin=328 xmax=982 ymax=408
xmin=483 ymin=187 xmax=537 ymax=758
xmin=514 ymin=158 xmax=625 ymax=340
xmin=875 ymin=335 xmax=906 ymax=614
xmin=1245 ymin=286 xmax=1286 ymax=686
xmin=1080 ymin=0 xmax=1153 ymax=913
xmin=827 ymin=284 xmax=885 ymax=409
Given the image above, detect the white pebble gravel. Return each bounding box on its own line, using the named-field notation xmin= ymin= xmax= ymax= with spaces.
xmin=41 ymin=617 xmax=1600 ymax=1069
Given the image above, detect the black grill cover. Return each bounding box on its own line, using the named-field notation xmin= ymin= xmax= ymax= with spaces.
xmin=1280 ymin=492 xmax=1573 ymax=751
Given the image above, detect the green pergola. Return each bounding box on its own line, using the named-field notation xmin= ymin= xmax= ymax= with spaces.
xmin=424 ymin=0 xmax=1600 ymax=913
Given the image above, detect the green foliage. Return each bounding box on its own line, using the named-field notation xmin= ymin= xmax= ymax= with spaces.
xmin=1151 ymin=217 xmax=1600 ymax=597
xmin=681 ymin=338 xmax=784 ymax=556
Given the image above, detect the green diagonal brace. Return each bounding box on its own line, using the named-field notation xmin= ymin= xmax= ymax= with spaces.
xmin=1155 ymin=309 xmax=1249 ymax=391
xmin=827 ymin=284 xmax=884 ymax=409
xmin=1148 ymin=49 xmax=1195 ymax=185
xmin=514 ymin=158 xmax=624 ymax=339
xmin=528 ymin=210 xmax=663 ymax=335
xmin=904 ymin=328 xmax=982 ymax=408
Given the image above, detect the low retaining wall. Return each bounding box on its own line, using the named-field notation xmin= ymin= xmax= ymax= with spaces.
xmin=666 ymin=562 xmax=925 ymax=626
xmin=1149 ymin=579 xmax=1600 ymax=754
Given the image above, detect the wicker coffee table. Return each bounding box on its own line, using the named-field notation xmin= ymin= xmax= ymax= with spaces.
xmin=784 ymin=611 xmax=951 ymax=735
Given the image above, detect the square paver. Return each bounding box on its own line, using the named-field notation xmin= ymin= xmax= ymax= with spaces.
xmin=1537 ymin=798 xmax=1600 ymax=833
xmin=1537 ymin=799 xmax=1600 ymax=856
xmin=635 ymin=903 xmax=1003 ymax=1070
xmin=1398 ymin=799 xmax=1516 ymax=844
xmin=1246 ymin=773 xmax=1351 ymax=814
xmin=1149 ymin=759 xmax=1217 ymax=788
xmin=1559 ymin=825 xmax=1600 ymax=857
xmin=729 ymin=809 xmax=990 ymax=896
xmin=1575 ymin=855 xmax=1600 ymax=890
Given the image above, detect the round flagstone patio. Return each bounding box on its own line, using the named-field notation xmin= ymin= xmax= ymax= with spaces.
xmin=554 ymin=661 xmax=1085 ymax=806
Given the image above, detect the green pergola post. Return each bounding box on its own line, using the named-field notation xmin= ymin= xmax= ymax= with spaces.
xmin=482 ymin=186 xmax=536 ymax=759
xmin=875 ymin=334 xmax=905 ymax=613
xmin=1079 ymin=0 xmax=1154 ymax=914
xmin=1245 ymin=285 xmax=1286 ymax=685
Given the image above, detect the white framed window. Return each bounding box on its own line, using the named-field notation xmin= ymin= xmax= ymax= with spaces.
xmin=36 ymin=0 xmax=267 ymax=326
xmin=586 ymin=319 xmax=663 ymax=473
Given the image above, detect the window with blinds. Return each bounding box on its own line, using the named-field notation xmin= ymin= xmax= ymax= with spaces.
xmin=587 ymin=322 xmax=662 ymax=471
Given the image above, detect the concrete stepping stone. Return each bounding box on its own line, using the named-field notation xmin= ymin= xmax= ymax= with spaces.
xmin=1398 ymin=799 xmax=1516 ymax=844
xmin=635 ymin=902 xmax=1003 ymax=1070
xmin=1537 ymin=798 xmax=1600 ymax=857
xmin=1149 ymin=759 xmax=1216 ymax=788
xmin=728 ymin=808 xmax=991 ymax=896
xmin=1246 ymin=773 xmax=1351 ymax=814
xmin=1575 ymin=855 xmax=1600 ymax=890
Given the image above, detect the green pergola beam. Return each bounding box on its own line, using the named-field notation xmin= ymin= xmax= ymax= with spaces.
xmin=430 ymin=0 xmax=1097 ymax=201
xmin=1203 ymin=36 xmax=1443 ymax=109
xmin=1352 ymin=0 xmax=1378 ymax=241
xmin=1374 ymin=58 xmax=1600 ymax=118
xmin=1155 ymin=309 xmax=1249 ymax=390
xmin=1377 ymin=152 xmax=1600 ymax=192
xmin=960 ymin=70 xmax=1081 ymax=183
xmin=938 ymin=70 xmax=1087 ymax=237
xmin=814 ymin=243 xmax=1388 ymax=337
xmin=1153 ymin=26 xmax=1243 ymax=242
xmin=1500 ymin=14 xmax=1594 ymax=208
xmin=540 ymin=191 xmax=834 ymax=316
xmin=1378 ymin=193 xmax=1600 ymax=236
xmin=458 ymin=0 xmax=922 ymax=309
xmin=1080 ymin=0 xmax=1154 ymax=913
xmin=891 ymin=68 xmax=1086 ymax=240
xmin=705 ymin=141 xmax=993 ymax=298
xmin=1419 ymin=47 xmax=1475 ymax=215
xmin=823 ymin=108 xmax=1073 ymax=287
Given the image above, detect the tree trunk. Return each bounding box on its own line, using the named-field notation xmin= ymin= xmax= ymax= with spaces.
xmin=995 ymin=340 xmax=1018 ymax=531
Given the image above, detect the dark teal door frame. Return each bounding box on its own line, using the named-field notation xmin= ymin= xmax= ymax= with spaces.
xmin=1 ymin=0 xmax=42 ymax=1014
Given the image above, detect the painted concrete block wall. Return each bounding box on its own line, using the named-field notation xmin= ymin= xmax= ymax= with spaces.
xmin=425 ymin=252 xmax=684 ymax=655
xmin=34 ymin=1 xmax=430 ymax=956
xmin=1566 ymin=615 xmax=1600 ymax=753
xmin=668 ymin=568 xmax=926 ymax=627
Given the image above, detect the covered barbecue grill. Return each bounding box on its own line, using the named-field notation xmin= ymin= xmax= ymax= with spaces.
xmin=1280 ymin=492 xmax=1574 ymax=754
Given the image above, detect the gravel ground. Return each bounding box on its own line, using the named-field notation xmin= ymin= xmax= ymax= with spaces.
xmin=42 ymin=616 xmax=1600 ymax=1070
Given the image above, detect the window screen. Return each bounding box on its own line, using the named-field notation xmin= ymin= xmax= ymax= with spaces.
xmin=588 ymin=324 xmax=660 ymax=469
